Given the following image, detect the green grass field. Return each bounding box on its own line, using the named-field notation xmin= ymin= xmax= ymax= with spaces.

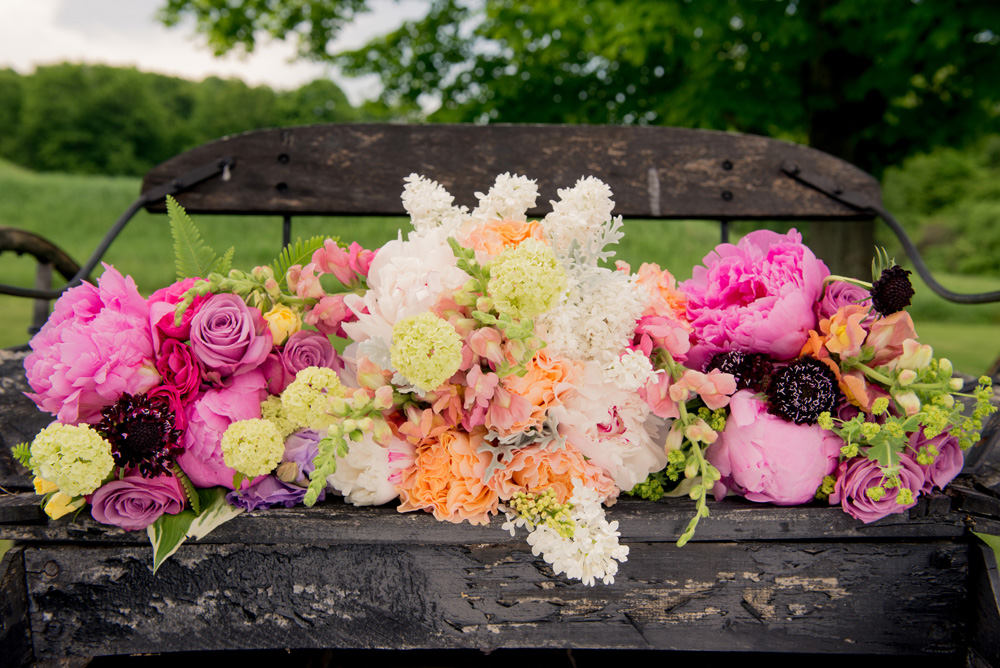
xmin=3 ymin=159 xmax=999 ymax=374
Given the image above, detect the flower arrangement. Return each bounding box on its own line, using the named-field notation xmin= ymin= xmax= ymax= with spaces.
xmin=14 ymin=174 xmax=995 ymax=583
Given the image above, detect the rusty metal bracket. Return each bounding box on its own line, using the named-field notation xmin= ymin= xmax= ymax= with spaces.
xmin=0 ymin=157 xmax=235 ymax=301
xmin=782 ymin=161 xmax=1000 ymax=304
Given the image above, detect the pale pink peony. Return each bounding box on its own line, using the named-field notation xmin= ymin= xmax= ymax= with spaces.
xmin=706 ymin=390 xmax=841 ymax=505
xmin=682 ymin=229 xmax=829 ymax=369
xmin=25 ymin=265 xmax=160 ymax=424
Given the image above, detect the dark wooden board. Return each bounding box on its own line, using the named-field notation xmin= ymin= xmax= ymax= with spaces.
xmin=0 ymin=547 xmax=32 ymax=668
xmin=141 ymin=124 xmax=880 ymax=221
xmin=0 ymin=492 xmax=966 ymax=546
xmin=23 ymin=540 xmax=967 ymax=658
xmin=0 ymin=347 xmax=45 ymax=491
xmin=971 ymin=544 xmax=1000 ymax=666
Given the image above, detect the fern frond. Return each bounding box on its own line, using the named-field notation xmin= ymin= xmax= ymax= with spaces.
xmin=12 ymin=442 xmax=31 ymax=468
xmin=168 ymin=195 xmax=220 ymax=279
xmin=270 ymin=235 xmax=331 ymax=287
xmin=213 ymin=246 xmax=236 ymax=276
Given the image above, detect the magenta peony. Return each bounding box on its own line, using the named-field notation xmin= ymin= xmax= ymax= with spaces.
xmin=176 ymin=369 xmax=268 ymax=488
xmin=682 ymin=229 xmax=829 ymax=369
xmin=25 ymin=265 xmax=160 ymax=425
xmin=831 ymin=454 xmax=926 ymax=523
xmin=90 ymin=473 xmax=186 ymax=531
xmin=706 ymin=390 xmax=841 ymax=505
xmin=189 ymin=293 xmax=272 ymax=383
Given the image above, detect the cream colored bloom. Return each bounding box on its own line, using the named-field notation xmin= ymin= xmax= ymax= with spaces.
xmin=263 ymin=303 xmax=302 ymax=345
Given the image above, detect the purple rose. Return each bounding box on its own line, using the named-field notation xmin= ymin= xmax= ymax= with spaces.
xmin=682 ymin=229 xmax=829 ymax=369
xmin=815 ymin=280 xmax=873 ymax=322
xmin=831 ymin=454 xmax=926 ymax=523
xmin=913 ymin=429 xmax=964 ymax=493
xmin=706 ymin=390 xmax=842 ymax=505
xmin=190 ymin=294 xmax=272 ymax=383
xmin=227 ymin=475 xmax=306 ymax=511
xmin=176 ymin=370 xmax=268 ymax=488
xmin=90 ymin=474 xmax=186 ymax=531
xmin=283 ymin=330 xmax=340 ymax=376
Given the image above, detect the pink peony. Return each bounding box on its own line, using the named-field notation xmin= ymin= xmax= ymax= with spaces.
xmin=682 ymin=229 xmax=829 ymax=369
xmin=706 ymin=390 xmax=841 ymax=505
xmin=176 ymin=370 xmax=268 ymax=488
xmin=25 ymin=265 xmax=161 ymax=425
xmin=90 ymin=473 xmax=187 ymax=531
xmin=831 ymin=454 xmax=926 ymax=523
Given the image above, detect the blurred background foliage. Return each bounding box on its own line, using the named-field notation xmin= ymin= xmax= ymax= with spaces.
xmin=1 ymin=0 xmax=999 ymax=371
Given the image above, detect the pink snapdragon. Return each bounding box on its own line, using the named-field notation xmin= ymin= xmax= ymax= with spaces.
xmin=312 ymin=240 xmax=377 ymax=287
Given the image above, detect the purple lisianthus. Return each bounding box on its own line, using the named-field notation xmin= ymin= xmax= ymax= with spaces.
xmin=706 ymin=390 xmax=841 ymax=505
xmin=227 ymin=475 xmax=306 ymax=511
xmin=25 ymin=264 xmax=160 ymax=425
xmin=682 ymin=229 xmax=829 ymax=369
xmin=226 ymin=429 xmax=326 ymax=510
xmin=90 ymin=473 xmax=186 ymax=531
xmin=176 ymin=369 xmax=268 ymax=489
xmin=815 ymin=280 xmax=874 ymax=322
xmin=190 ymin=293 xmax=272 ymax=384
xmin=831 ymin=454 xmax=926 ymax=523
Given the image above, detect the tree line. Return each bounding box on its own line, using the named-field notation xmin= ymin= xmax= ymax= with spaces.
xmin=0 ymin=63 xmax=400 ymax=177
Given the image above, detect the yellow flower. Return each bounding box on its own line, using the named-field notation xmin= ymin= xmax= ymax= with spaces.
xmin=263 ymin=304 xmax=302 ymax=345
xmin=33 ymin=476 xmax=58 ymax=495
xmin=221 ymin=419 xmax=285 ymax=477
xmin=44 ymin=492 xmax=86 ymax=520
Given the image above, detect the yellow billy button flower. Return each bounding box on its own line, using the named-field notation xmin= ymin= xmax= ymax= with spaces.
xmin=221 ymin=419 xmax=285 ymax=478
xmin=263 ymin=303 xmax=302 ymax=346
xmin=487 ymin=238 xmax=567 ymax=320
xmin=390 ymin=312 xmax=463 ymax=392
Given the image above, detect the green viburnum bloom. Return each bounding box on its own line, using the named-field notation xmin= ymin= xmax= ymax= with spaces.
xmin=280 ymin=366 xmax=348 ymax=430
xmin=221 ymin=418 xmax=285 ymax=478
xmin=391 ymin=312 xmax=463 ymax=391
xmin=487 ymin=239 xmax=567 ymax=320
xmin=29 ymin=423 xmax=114 ymax=498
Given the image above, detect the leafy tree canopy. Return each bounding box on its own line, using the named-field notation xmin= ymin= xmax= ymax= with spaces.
xmin=157 ymin=0 xmax=1000 ymax=175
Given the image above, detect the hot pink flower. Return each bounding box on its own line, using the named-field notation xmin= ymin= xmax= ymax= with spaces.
xmin=682 ymin=229 xmax=829 ymax=369
xmin=706 ymin=390 xmax=841 ymax=505
xmin=25 ymin=265 xmax=160 ymax=424
xmin=155 ymin=339 xmax=202 ymax=401
xmin=147 ymin=277 xmax=210 ymax=346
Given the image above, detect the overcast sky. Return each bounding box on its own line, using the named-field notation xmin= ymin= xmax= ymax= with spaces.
xmin=0 ymin=0 xmax=427 ymax=103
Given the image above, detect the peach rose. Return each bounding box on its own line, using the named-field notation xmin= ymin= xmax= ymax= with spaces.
xmin=501 ymin=351 xmax=579 ymax=432
xmin=463 ymin=219 xmax=547 ymax=257
xmin=490 ymin=442 xmax=619 ymax=505
xmin=396 ymin=427 xmax=498 ymax=525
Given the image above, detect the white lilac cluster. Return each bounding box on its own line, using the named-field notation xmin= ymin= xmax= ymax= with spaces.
xmin=602 ymin=348 xmax=658 ymax=393
xmin=469 ymin=172 xmax=540 ymax=224
xmin=522 ymin=483 xmax=629 ymax=586
xmin=401 ymin=173 xmax=468 ymax=237
xmin=543 ymin=177 xmax=623 ymax=264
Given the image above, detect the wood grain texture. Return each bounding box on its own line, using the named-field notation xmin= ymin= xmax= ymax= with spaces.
xmin=971 ymin=544 xmax=1000 ymax=666
xmin=0 ymin=492 xmax=966 ymax=545
xmin=22 ymin=541 xmax=967 ymax=658
xmin=0 ymin=347 xmax=46 ymax=491
xmin=141 ymin=124 xmax=880 ymax=220
xmin=1 ymin=547 xmax=32 ymax=668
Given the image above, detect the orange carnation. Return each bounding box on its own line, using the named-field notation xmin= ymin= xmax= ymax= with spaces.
xmin=501 ymin=351 xmax=580 ymax=432
xmin=396 ymin=427 xmax=499 ymax=525
xmin=463 ymin=218 xmax=547 ymax=257
xmin=490 ymin=442 xmax=619 ymax=505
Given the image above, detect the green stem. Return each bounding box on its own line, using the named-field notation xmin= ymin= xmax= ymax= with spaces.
xmin=852 ymin=362 xmax=894 ymax=386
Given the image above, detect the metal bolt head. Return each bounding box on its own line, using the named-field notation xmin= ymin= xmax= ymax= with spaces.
xmin=721 ymin=190 xmax=733 ymax=201
xmin=43 ymin=561 xmax=59 ymax=577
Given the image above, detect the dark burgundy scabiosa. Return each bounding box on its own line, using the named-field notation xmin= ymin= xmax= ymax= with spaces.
xmin=96 ymin=393 xmax=184 ymax=478
xmin=706 ymin=351 xmax=774 ymax=394
xmin=870 ymin=265 xmax=915 ymax=316
xmin=767 ymin=357 xmax=843 ymax=425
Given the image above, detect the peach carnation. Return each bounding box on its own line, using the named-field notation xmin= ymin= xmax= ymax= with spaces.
xmin=462 ymin=218 xmax=547 ymax=257
xmin=633 ymin=262 xmax=689 ymax=321
xmin=490 ymin=443 xmax=619 ymax=506
xmin=501 ymin=351 xmax=579 ymax=432
xmin=396 ymin=427 xmax=499 ymax=525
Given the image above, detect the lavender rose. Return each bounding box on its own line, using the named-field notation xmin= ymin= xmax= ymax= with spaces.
xmin=913 ymin=429 xmax=964 ymax=493
xmin=227 ymin=475 xmax=306 ymax=511
xmin=90 ymin=474 xmax=186 ymax=531
xmin=190 ymin=293 xmax=272 ymax=383
xmin=283 ymin=331 xmax=340 ymax=376
xmin=831 ymin=454 xmax=926 ymax=523
xmin=815 ymin=280 xmax=874 ymax=322
xmin=706 ymin=390 xmax=842 ymax=505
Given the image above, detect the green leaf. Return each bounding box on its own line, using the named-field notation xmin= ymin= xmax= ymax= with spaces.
xmin=187 ymin=487 xmax=243 ymax=541
xmin=167 ymin=194 xmax=220 ymax=280
xmin=270 ymin=236 xmax=329 ymax=288
xmin=213 ymin=246 xmax=235 ymax=276
xmin=147 ymin=509 xmax=196 ymax=574
xmin=866 ymin=441 xmax=901 ymax=470
xmin=974 ymin=531 xmax=1000 ymax=565
xmin=11 ymin=442 xmax=31 ymax=468
xmin=172 ymin=464 xmax=201 ymax=515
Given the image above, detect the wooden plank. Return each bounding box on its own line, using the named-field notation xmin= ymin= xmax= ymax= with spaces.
xmin=0 ymin=347 xmax=47 ymax=491
xmin=0 ymin=493 xmax=965 ymax=546
xmin=1 ymin=547 xmax=33 ymax=668
xmin=23 ymin=541 xmax=967 ymax=658
xmin=141 ymin=124 xmax=880 ymax=221
xmin=971 ymin=543 xmax=1000 ymax=666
